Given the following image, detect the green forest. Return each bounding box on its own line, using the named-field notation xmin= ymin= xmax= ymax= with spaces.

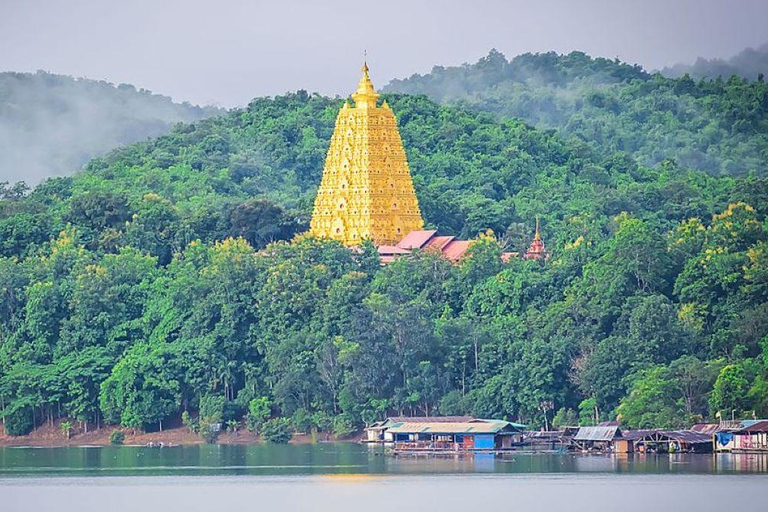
xmin=385 ymin=50 xmax=768 ymax=177
xmin=1 ymin=51 xmax=768 ymax=439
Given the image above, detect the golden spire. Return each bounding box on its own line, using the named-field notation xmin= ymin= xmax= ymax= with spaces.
xmin=352 ymin=61 xmax=379 ymax=108
xmin=309 ymin=63 xmax=424 ymax=246
xmin=534 ymin=216 xmax=541 ymax=241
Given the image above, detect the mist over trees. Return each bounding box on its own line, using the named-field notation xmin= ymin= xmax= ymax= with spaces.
xmin=385 ymin=49 xmax=768 ymax=176
xmin=1 ymin=87 xmax=767 ymax=437
xmin=662 ymin=41 xmax=768 ymax=80
xmin=0 ymin=71 xmax=219 ymax=185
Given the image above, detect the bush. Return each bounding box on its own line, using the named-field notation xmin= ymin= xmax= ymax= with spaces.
xmin=200 ymin=423 xmax=221 ymax=444
xmin=291 ymin=408 xmax=313 ymax=433
xmin=222 ymin=402 xmax=244 ymax=423
xmin=578 ymin=398 xmax=598 ymax=426
xmin=332 ymin=414 xmax=355 ymax=438
xmin=182 ymin=410 xmax=199 ymax=434
xmin=109 ymin=429 xmax=125 ymax=445
xmin=4 ymin=406 xmax=34 ymax=436
xmin=312 ymin=411 xmax=332 ymax=433
xmin=199 ymin=395 xmax=226 ymax=424
xmin=246 ymin=397 xmax=271 ymax=433
xmin=438 ymin=390 xmax=466 ymax=415
xmin=552 ymin=407 xmax=578 ymax=429
xmin=261 ymin=418 xmax=292 ymax=444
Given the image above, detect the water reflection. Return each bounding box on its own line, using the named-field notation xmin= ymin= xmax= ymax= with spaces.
xmin=1 ymin=444 xmax=767 ymax=477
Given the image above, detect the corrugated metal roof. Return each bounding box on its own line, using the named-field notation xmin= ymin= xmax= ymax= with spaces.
xmin=644 ymin=430 xmax=712 ymax=443
xmin=622 ymin=429 xmax=654 ymax=441
xmin=573 ymin=426 xmax=622 ymax=441
xmin=384 ymin=416 xmax=474 ymax=424
xmin=738 ymin=420 xmax=768 ymax=433
xmin=386 ymin=421 xmax=515 ymax=435
xmin=690 ymin=423 xmax=724 ymax=435
xmin=474 ymin=419 xmax=527 ymax=429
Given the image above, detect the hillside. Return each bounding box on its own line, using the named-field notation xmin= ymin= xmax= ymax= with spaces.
xmin=662 ymin=41 xmax=768 ymax=80
xmin=0 ymin=71 xmax=218 ymax=185
xmin=1 ymin=90 xmax=767 ymax=439
xmin=384 ymin=50 xmax=768 ymax=176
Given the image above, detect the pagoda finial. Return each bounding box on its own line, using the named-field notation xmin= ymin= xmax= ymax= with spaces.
xmin=353 ymin=57 xmax=379 ymax=108
xmin=534 ymin=216 xmax=541 ymax=241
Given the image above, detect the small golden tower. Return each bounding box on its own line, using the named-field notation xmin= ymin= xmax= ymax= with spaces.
xmin=310 ymin=63 xmax=424 ymax=246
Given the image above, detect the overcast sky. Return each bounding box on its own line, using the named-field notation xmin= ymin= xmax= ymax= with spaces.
xmin=1 ymin=0 xmax=767 ymax=107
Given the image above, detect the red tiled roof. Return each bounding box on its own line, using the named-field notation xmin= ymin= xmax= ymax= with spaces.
xmin=424 ymin=235 xmax=455 ymax=251
xmin=397 ymin=230 xmax=437 ymax=250
xmin=377 ymin=245 xmax=411 ymax=255
xmin=501 ymin=252 xmax=519 ymax=263
xmin=442 ymin=240 xmax=471 ymax=261
xmin=378 ymin=230 xmax=514 ymax=265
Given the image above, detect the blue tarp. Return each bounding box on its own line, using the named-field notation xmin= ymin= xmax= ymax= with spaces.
xmin=716 ymin=432 xmax=734 ymax=446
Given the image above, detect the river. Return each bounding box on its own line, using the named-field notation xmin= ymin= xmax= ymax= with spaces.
xmin=1 ymin=444 xmax=767 ymax=511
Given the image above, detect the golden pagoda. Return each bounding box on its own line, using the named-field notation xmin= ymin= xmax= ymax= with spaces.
xmin=310 ymin=63 xmax=424 ymax=246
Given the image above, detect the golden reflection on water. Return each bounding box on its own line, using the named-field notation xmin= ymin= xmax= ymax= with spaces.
xmin=316 ymin=474 xmax=384 ymax=483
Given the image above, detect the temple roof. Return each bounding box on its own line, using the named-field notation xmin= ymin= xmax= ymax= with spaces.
xmin=378 ymin=230 xmax=515 ymax=264
xmin=397 ymin=230 xmax=438 ymax=249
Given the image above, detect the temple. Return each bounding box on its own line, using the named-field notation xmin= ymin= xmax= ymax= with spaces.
xmin=310 ymin=63 xmax=548 ymax=264
xmin=310 ymin=63 xmax=424 ymax=245
xmin=523 ymin=217 xmax=550 ymax=261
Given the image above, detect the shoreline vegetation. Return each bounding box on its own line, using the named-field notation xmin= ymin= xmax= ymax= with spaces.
xmin=0 ymin=419 xmax=359 ymax=448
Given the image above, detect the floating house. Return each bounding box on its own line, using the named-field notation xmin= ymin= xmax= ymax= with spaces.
xmin=626 ymin=430 xmax=713 ymax=453
xmin=364 ymin=416 xmax=473 ymax=443
xmin=523 ymin=427 xmax=579 ymax=451
xmin=572 ymin=426 xmax=623 ymax=451
xmin=715 ymin=420 xmax=768 ymax=453
xmin=387 ymin=420 xmax=525 ymax=452
xmin=364 ymin=416 xmax=525 ymax=452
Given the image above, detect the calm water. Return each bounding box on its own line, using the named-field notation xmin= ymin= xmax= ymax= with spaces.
xmin=1 ymin=443 xmax=767 ymax=476
xmin=1 ymin=444 xmax=767 ymax=512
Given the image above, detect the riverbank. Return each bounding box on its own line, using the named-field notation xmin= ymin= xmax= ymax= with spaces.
xmin=0 ymin=419 xmax=359 ymax=447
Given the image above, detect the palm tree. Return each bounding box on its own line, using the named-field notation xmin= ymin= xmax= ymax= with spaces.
xmin=60 ymin=421 xmax=73 ymax=439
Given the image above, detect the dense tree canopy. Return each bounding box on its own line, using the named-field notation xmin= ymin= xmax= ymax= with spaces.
xmin=1 ymin=70 xmax=767 ymax=436
xmin=385 ymin=49 xmax=768 ymax=177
